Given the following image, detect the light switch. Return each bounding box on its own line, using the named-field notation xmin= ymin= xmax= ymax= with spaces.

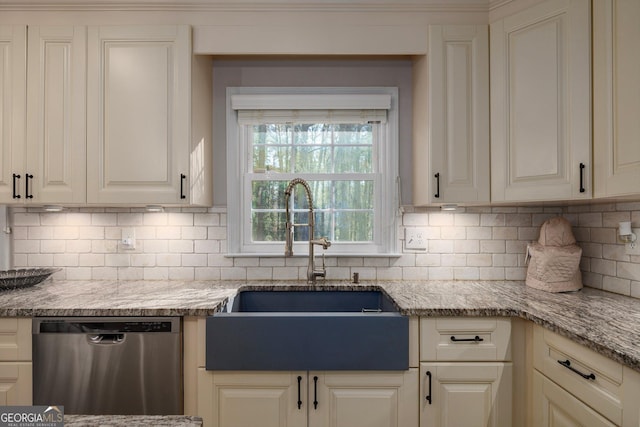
xmin=405 ymin=228 xmax=427 ymax=250
xmin=121 ymin=228 xmax=136 ymax=250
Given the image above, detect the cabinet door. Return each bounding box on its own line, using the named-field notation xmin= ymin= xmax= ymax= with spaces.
xmin=0 ymin=26 xmax=26 ymax=204
xmin=532 ymin=371 xmax=616 ymax=427
xmin=87 ymin=25 xmax=190 ymax=204
xmin=309 ymin=369 xmax=418 ymax=427
xmin=26 ymin=26 xmax=86 ymax=204
xmin=490 ymin=0 xmax=591 ymax=202
xmin=420 ymin=363 xmax=512 ymax=427
xmin=593 ymin=0 xmax=640 ymax=197
xmin=0 ymin=362 xmax=32 ymax=406
xmin=414 ymin=25 xmax=489 ymax=205
xmin=197 ymin=369 xmax=307 ymax=427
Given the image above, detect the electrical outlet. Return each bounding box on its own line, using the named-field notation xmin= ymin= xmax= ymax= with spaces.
xmin=626 ymin=228 xmax=640 ymax=256
xmin=405 ymin=228 xmax=427 ymax=250
xmin=121 ymin=228 xmax=136 ymax=250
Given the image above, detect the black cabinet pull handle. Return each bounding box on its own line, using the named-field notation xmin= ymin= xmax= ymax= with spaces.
xmin=313 ymin=376 xmax=318 ymax=410
xmin=558 ymin=359 xmax=595 ymax=380
xmin=579 ymin=163 xmax=586 ymax=193
xmin=425 ymin=371 xmax=432 ymax=404
xmin=25 ymin=173 xmax=33 ymax=199
xmin=180 ymin=173 xmax=186 ymax=199
xmin=297 ymin=376 xmax=302 ymax=410
xmin=450 ymin=335 xmax=484 ymax=343
xmin=434 ymin=173 xmax=440 ymax=198
xmin=12 ymin=174 xmax=21 ymax=199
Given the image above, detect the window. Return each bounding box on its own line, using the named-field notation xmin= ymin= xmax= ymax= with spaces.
xmin=226 ymin=88 xmax=399 ymax=256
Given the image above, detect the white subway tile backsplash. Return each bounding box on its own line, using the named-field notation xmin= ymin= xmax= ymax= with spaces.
xmin=578 ymin=213 xmax=603 ymax=227
xmin=480 ymin=213 xmax=505 ymax=226
xmin=617 ymin=262 xmax=640 ymax=281
xmin=168 ymin=267 xmax=195 ymax=281
xmin=416 ymin=254 xmax=440 ymax=267
xmin=7 ymin=203 xmax=640 ymax=300
xmin=454 ymin=213 xmax=479 ymax=226
xmin=182 ymin=254 xmax=208 ymax=267
xmin=168 ymin=213 xmax=194 ymax=226
xmin=454 ymin=267 xmax=479 ymax=280
xmin=603 ymin=276 xmax=631 ymax=295
xmin=591 ymin=258 xmax=617 ymax=277
xmin=181 ymin=226 xmax=207 ymax=240
xmin=429 ymin=267 xmax=453 ymax=280
xmin=91 ymin=213 xmax=117 ymax=226
xmin=194 ymin=267 xmax=221 ymax=281
xmin=590 ymin=228 xmax=617 ymax=244
xmin=467 ymin=254 xmax=492 ymax=267
xmin=479 ymin=240 xmax=505 ymax=254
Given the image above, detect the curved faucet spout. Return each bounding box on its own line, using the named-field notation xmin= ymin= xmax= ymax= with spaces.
xmin=283 ymin=178 xmax=331 ymax=283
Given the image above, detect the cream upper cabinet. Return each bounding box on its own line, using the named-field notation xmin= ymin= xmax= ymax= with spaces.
xmin=0 ymin=26 xmax=26 ymax=204
xmin=490 ymin=0 xmax=591 ymax=203
xmin=413 ymin=25 xmax=489 ymax=205
xmin=593 ymin=0 xmax=640 ymax=198
xmin=0 ymin=25 xmax=85 ymax=205
xmin=87 ymin=25 xmax=193 ymax=205
xmin=26 ymin=26 xmax=86 ymax=204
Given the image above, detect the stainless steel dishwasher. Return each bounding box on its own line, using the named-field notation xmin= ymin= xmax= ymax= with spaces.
xmin=32 ymin=317 xmax=182 ymax=415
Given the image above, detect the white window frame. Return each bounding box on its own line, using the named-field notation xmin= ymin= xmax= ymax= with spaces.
xmin=226 ymin=87 xmax=399 ymax=256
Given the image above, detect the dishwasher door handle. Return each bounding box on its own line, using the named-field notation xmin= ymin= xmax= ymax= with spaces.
xmin=88 ymin=333 xmax=125 ymax=344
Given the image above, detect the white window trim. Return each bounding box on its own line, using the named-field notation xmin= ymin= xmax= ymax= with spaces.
xmin=226 ymin=87 xmax=399 ymax=257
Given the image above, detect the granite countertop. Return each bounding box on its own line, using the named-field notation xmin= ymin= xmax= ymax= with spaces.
xmin=64 ymin=415 xmax=202 ymax=426
xmin=1 ymin=278 xmax=639 ymax=373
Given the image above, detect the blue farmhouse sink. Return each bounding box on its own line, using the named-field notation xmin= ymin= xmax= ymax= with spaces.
xmin=206 ymin=290 xmax=409 ymax=371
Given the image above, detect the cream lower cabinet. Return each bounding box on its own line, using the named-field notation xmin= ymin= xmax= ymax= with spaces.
xmin=0 ymin=318 xmax=32 ymax=405
xmin=419 ymin=317 xmax=513 ymax=427
xmin=420 ymin=362 xmax=512 ymax=427
xmin=533 ymin=371 xmax=616 ymax=427
xmin=197 ymin=369 xmax=419 ymax=427
xmin=533 ymin=324 xmax=640 ymax=427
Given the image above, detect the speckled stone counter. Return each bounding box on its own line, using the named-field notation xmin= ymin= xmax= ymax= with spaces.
xmin=1 ymin=278 xmax=639 ymax=373
xmin=63 ymin=415 xmax=202 ymax=426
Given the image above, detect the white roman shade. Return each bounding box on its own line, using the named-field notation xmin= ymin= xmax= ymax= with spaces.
xmin=231 ymin=93 xmax=390 ymax=124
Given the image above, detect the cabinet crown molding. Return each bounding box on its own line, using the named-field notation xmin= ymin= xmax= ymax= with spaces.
xmin=0 ymin=0 xmax=491 ymax=12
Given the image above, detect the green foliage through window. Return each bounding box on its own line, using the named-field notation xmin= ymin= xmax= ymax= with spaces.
xmin=250 ymin=124 xmax=375 ymax=243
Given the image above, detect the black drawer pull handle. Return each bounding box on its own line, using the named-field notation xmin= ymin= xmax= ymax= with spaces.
xmin=297 ymin=375 xmax=302 ymax=410
xmin=180 ymin=173 xmax=186 ymax=199
xmin=450 ymin=335 xmax=484 ymax=343
xmin=558 ymin=359 xmax=595 ymax=380
xmin=25 ymin=173 xmax=33 ymax=199
xmin=313 ymin=376 xmax=318 ymax=410
xmin=425 ymin=371 xmax=432 ymax=404
xmin=579 ymin=163 xmax=586 ymax=193
xmin=12 ymin=174 xmax=21 ymax=199
xmin=434 ymin=173 xmax=440 ymax=198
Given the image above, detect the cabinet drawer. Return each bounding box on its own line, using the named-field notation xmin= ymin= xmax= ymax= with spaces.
xmin=533 ymin=370 xmax=616 ymax=427
xmin=533 ymin=325 xmax=624 ymax=425
xmin=420 ymin=317 xmax=511 ymax=362
xmin=0 ymin=318 xmax=31 ymax=362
